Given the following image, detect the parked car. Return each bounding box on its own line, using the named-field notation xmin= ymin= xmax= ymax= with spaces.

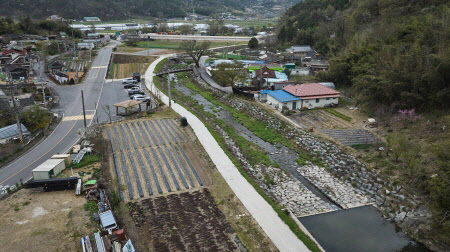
xmin=122 ymin=79 xmax=137 ymax=84
xmin=127 ymin=87 xmax=141 ymax=92
xmin=128 ymin=89 xmax=145 ymax=96
xmin=123 ymin=83 xmax=138 ymax=89
xmin=130 ymin=94 xmax=151 ymax=102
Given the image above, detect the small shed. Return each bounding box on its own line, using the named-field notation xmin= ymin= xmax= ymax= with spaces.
xmin=113 ymin=100 xmax=143 ymax=116
xmin=100 ymin=210 xmax=118 ymax=231
xmin=32 ymin=159 xmax=66 ymax=180
xmin=51 ymin=154 xmax=72 ymax=167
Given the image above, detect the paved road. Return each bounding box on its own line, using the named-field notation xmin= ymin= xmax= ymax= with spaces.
xmin=145 ymin=56 xmax=310 ymax=251
xmin=198 ymin=56 xmax=232 ymax=93
xmin=0 ymin=42 xmax=119 ymax=187
xmin=141 ymin=33 xmax=260 ymax=42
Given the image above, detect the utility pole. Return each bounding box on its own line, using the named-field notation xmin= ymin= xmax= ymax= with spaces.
xmin=6 ymin=67 xmax=23 ymax=142
xmin=81 ymin=90 xmax=87 ymax=128
xmin=38 ymin=55 xmax=47 ymax=107
xmin=168 ymin=80 xmax=172 ymax=107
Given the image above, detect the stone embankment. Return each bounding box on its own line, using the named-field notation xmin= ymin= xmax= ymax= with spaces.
xmin=225 ymin=97 xmax=431 ymax=238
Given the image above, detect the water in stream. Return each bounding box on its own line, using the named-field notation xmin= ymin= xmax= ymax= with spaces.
xmin=169 ymin=74 xmax=431 ymax=251
xmin=170 ymin=74 xmax=339 ymax=208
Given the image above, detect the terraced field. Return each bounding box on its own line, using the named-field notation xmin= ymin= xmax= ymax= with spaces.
xmin=321 ymin=129 xmax=380 ymax=146
xmin=106 ymin=118 xmax=206 ymax=201
xmin=291 ymin=110 xmax=354 ymax=129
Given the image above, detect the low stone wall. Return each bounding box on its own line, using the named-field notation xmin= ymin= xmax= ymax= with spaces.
xmin=193 ymin=72 xmax=432 ymax=246
xmin=224 ymin=95 xmax=431 ymax=242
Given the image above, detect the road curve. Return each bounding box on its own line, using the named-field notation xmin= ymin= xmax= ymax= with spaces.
xmin=0 ymin=42 xmax=119 ymax=187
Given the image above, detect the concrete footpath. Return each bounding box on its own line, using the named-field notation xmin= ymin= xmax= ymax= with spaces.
xmin=145 ymin=56 xmax=310 ymax=252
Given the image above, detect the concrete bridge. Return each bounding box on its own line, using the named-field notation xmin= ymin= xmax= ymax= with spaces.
xmin=155 ymin=67 xmax=193 ymax=77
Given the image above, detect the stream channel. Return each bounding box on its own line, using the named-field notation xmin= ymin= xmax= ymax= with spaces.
xmin=169 ymin=73 xmax=431 ymax=252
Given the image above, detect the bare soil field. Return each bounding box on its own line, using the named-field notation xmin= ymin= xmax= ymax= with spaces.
xmin=109 ymin=54 xmax=156 ymax=79
xmin=103 ymin=109 xmax=277 ymax=251
xmin=0 ymin=189 xmax=91 ymax=252
xmin=290 ymin=109 xmax=354 ymax=129
xmin=289 ymin=107 xmax=382 ymax=146
xmin=128 ymin=189 xmax=239 ymax=251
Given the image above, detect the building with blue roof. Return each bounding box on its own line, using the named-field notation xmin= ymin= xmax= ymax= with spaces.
xmin=260 ymin=90 xmax=301 ymax=111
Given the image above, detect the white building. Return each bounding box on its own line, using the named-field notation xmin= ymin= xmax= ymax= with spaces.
xmin=32 ymin=159 xmax=66 ymax=180
xmin=283 ymin=83 xmax=340 ymax=109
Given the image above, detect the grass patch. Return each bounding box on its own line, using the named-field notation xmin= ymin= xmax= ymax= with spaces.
xmin=350 ymin=143 xmax=374 ymax=150
xmin=324 ymin=108 xmax=352 ymax=122
xmin=108 ymin=63 xmax=115 ymax=79
xmin=76 ymin=154 xmax=102 ymax=168
xmin=155 ymin=71 xmax=321 ymax=251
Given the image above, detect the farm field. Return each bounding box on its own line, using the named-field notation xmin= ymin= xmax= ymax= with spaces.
xmin=105 ymin=118 xmax=208 ymax=201
xmin=290 ymin=109 xmax=354 ymax=129
xmin=103 ymin=110 xmax=276 ymax=251
xmin=128 ymin=189 xmax=239 ymax=251
xmin=108 ymin=54 xmax=155 ymax=79
xmin=136 ymin=40 xmax=246 ymax=50
xmin=289 ymin=108 xmax=381 ymax=147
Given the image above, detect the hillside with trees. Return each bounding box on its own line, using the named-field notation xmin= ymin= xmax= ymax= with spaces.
xmin=0 ymin=17 xmax=83 ymax=38
xmin=278 ymin=0 xmax=450 ymax=249
xmin=278 ymin=0 xmax=450 ymax=115
xmin=0 ymin=0 xmax=256 ymax=20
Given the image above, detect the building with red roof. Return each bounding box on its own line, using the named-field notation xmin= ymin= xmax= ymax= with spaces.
xmin=253 ymin=66 xmax=276 ymax=78
xmin=283 ymin=83 xmax=340 ymax=109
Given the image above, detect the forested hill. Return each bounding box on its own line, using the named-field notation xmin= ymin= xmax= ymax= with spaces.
xmin=278 ymin=0 xmax=450 ymax=115
xmin=0 ymin=0 xmax=255 ymax=20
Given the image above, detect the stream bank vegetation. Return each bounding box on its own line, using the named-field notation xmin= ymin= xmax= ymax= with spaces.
xmin=153 ymin=60 xmax=323 ymax=251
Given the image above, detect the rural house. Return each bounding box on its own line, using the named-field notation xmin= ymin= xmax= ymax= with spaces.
xmin=260 ymin=89 xmax=301 ymax=111
xmin=283 ymin=83 xmax=340 ymax=109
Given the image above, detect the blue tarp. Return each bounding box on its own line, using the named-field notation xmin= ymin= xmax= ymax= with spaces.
xmin=263 ymin=90 xmax=301 ymax=102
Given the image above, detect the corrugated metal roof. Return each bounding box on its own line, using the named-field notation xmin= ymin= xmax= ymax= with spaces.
xmin=32 ymin=159 xmax=65 ymax=172
xmin=100 ymin=210 xmax=117 ymax=230
xmin=287 ymin=46 xmax=312 ymax=52
xmin=266 ymin=90 xmax=301 ymax=102
xmin=94 ymin=232 xmax=106 ymax=252
xmin=0 ymin=124 xmax=29 ymax=140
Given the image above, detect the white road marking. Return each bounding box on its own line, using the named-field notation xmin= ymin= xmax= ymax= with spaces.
xmin=62 ymin=115 xmax=94 ymax=121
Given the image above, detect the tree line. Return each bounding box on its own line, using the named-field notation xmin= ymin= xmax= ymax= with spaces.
xmin=0 ymin=16 xmax=83 ymax=38
xmin=278 ymin=0 xmax=450 ymax=116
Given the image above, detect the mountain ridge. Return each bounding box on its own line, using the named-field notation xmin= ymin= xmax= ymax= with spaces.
xmin=0 ymin=0 xmax=257 ymax=20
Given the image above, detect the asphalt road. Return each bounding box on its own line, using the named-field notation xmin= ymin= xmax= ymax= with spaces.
xmin=141 ymin=33 xmax=259 ymax=42
xmin=0 ymin=42 xmax=119 ymax=187
xmin=199 ymin=56 xmax=232 ymax=93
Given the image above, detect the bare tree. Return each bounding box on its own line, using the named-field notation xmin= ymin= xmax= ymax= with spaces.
xmin=179 ymin=40 xmax=211 ymax=68
xmin=102 ymin=105 xmax=112 ymax=123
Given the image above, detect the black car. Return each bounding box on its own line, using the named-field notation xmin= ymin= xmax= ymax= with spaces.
xmin=124 ymin=83 xmax=138 ymax=89
xmin=128 ymin=90 xmax=145 ymax=96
